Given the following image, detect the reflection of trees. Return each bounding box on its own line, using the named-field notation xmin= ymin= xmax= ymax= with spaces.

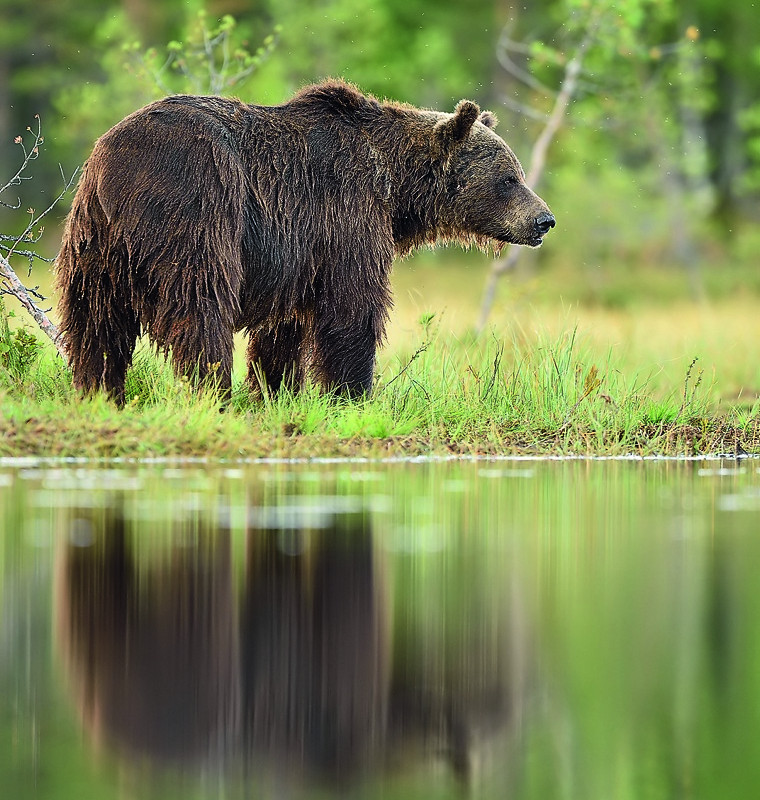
xmin=55 ymin=506 xmax=528 ymax=790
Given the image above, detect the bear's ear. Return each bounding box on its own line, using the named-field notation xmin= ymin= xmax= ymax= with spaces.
xmin=434 ymin=100 xmax=480 ymax=150
xmin=479 ymin=110 xmax=498 ymax=130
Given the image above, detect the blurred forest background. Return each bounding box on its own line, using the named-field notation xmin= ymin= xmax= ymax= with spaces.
xmin=2 ymin=0 xmax=759 ymax=327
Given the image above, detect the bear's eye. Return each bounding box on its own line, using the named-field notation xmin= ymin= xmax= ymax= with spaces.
xmin=497 ymin=175 xmax=520 ymax=197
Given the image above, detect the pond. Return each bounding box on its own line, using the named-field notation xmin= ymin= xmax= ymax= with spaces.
xmin=2 ymin=456 xmax=760 ymax=799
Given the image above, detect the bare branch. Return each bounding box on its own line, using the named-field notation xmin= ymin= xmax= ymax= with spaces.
xmin=202 ymin=23 xmax=221 ymax=94
xmin=1 ymin=116 xmax=76 ymax=361
xmin=0 ymin=196 xmax=23 ymax=210
xmin=4 ymin=165 xmax=78 ymax=265
xmin=1 ymin=116 xmax=43 ymax=198
xmin=496 ymin=23 xmax=558 ymax=97
xmin=499 ymin=93 xmax=551 ymax=123
xmin=144 ymin=52 xmax=177 ymax=96
xmin=528 ymin=33 xmax=591 ymax=185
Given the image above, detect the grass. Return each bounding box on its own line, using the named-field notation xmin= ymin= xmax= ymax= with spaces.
xmin=3 ymin=244 xmax=760 ymax=459
xmin=2 ymin=290 xmax=759 ymax=459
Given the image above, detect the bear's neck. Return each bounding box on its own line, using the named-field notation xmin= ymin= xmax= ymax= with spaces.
xmin=371 ymin=107 xmax=451 ymax=256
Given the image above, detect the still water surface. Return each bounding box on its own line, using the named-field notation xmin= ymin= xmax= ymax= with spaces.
xmin=2 ymin=457 xmax=760 ymax=799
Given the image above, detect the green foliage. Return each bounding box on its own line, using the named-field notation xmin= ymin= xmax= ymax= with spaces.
xmin=522 ymin=0 xmax=678 ymax=81
xmin=739 ymin=46 xmax=760 ymax=191
xmin=265 ymin=0 xmax=494 ymax=105
xmin=0 ymin=314 xmax=741 ymax=459
xmin=123 ymin=10 xmax=281 ymax=97
xmin=502 ymin=0 xmax=718 ymax=282
xmin=50 ymin=0 xmax=498 ymax=170
xmin=0 ymin=299 xmax=42 ymax=385
xmin=521 ymin=0 xmax=700 ymax=146
xmin=52 ymin=5 xmax=281 ymax=168
xmin=3 ymin=0 xmax=760 ymax=372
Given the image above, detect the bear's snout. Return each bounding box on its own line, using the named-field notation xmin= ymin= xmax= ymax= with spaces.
xmin=534 ymin=212 xmax=555 ymax=236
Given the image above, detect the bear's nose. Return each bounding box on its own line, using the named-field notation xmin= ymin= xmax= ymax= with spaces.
xmin=534 ymin=212 xmax=556 ymax=234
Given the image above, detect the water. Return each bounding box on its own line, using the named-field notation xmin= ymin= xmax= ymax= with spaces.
xmin=2 ymin=457 xmax=760 ymax=799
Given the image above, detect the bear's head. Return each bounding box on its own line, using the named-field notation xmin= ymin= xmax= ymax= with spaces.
xmin=434 ymin=101 xmax=555 ymax=249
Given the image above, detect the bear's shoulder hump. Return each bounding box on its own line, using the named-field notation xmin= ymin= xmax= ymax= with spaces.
xmin=286 ymin=79 xmax=382 ymax=119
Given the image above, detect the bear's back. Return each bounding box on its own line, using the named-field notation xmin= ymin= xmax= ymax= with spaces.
xmin=94 ymin=94 xmax=252 ymax=158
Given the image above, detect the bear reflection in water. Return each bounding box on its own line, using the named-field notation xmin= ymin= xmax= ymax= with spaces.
xmin=55 ymin=514 xmax=239 ymax=765
xmin=56 ymin=508 xmax=527 ymax=790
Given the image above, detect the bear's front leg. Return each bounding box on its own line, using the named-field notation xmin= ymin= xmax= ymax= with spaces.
xmin=312 ymin=309 xmax=384 ymax=398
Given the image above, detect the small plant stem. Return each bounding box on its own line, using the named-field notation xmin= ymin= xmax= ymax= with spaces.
xmin=380 ymin=341 xmax=429 ymax=392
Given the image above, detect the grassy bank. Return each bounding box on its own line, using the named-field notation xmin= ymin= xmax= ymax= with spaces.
xmin=2 ymin=297 xmax=758 ymax=459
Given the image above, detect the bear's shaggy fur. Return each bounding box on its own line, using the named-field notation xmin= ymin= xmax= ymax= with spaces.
xmin=56 ymin=80 xmax=554 ymax=402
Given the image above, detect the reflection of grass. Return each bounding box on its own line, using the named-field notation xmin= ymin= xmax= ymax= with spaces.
xmin=1 ymin=305 xmax=757 ymax=457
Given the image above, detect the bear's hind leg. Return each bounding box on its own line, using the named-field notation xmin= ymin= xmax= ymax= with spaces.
xmin=57 ymin=247 xmax=139 ymax=405
xmin=159 ymin=310 xmax=235 ymax=399
xmin=246 ymin=318 xmax=307 ymax=397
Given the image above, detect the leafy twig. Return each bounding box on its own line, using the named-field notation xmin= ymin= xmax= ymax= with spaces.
xmin=0 ymin=116 xmax=43 ymax=202
xmin=135 ymin=13 xmax=281 ymax=97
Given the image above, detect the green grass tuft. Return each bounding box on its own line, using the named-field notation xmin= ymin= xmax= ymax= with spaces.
xmin=0 ymin=310 xmax=755 ymax=459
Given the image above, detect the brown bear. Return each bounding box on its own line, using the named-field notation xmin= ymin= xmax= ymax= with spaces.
xmin=56 ymin=80 xmax=554 ymax=402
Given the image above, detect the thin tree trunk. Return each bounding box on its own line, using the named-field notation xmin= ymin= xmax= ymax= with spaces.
xmin=477 ymin=34 xmax=591 ymax=335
